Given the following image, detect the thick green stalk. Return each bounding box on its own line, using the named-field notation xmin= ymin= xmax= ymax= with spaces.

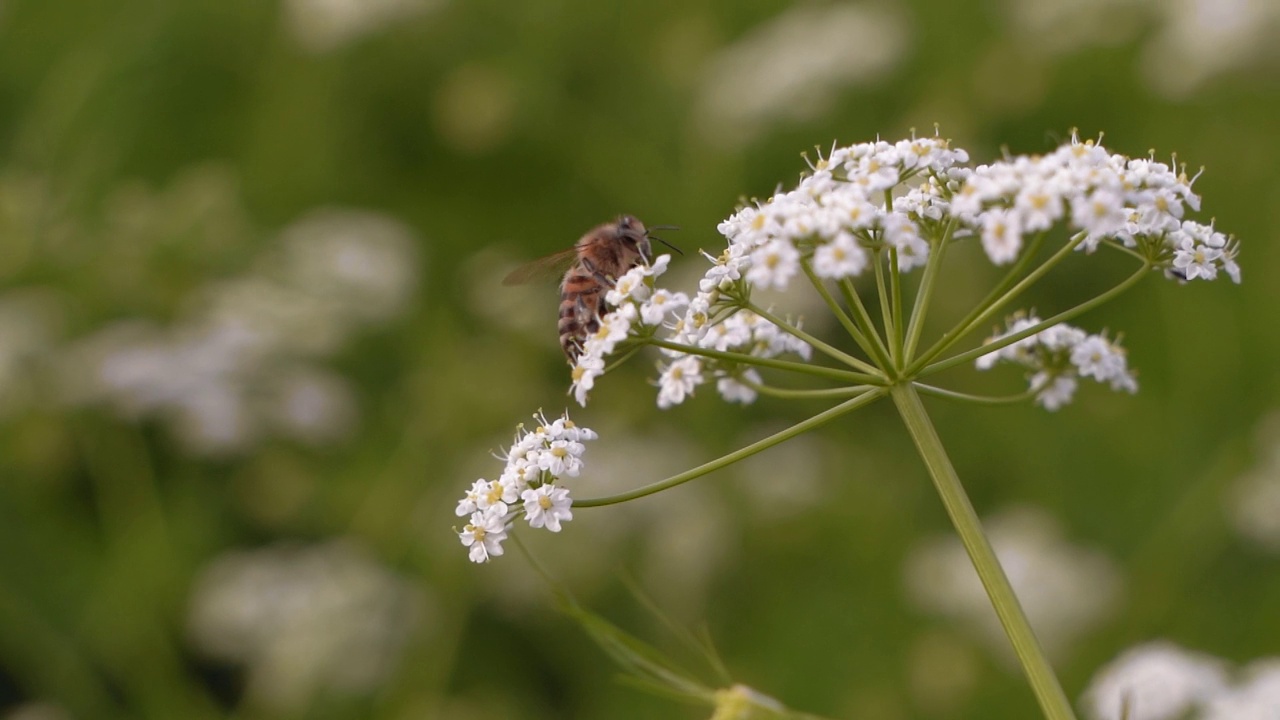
xmin=889 ymin=384 xmax=1076 ymax=720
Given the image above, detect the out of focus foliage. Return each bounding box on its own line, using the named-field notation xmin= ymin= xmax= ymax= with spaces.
xmin=0 ymin=0 xmax=1277 ymax=718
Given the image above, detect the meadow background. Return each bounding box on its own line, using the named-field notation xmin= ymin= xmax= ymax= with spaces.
xmin=1 ymin=1 xmax=1278 ymax=718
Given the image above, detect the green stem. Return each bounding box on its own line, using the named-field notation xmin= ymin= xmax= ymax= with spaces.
xmin=912 ymin=382 xmax=1037 ymax=405
xmin=872 ymin=250 xmax=896 ymax=366
xmin=838 ymin=277 xmax=894 ymax=372
xmin=741 ymin=378 xmax=875 ymax=400
xmin=889 ymin=246 xmax=904 ymax=368
xmin=907 ymin=230 xmax=1057 ymax=375
xmin=889 ymin=384 xmax=1076 ymax=720
xmin=1099 ymin=239 xmax=1148 ymax=263
xmin=603 ymin=343 xmax=646 ymax=373
xmin=574 ymin=389 xmax=886 ymax=507
xmin=920 ymin=261 xmax=1150 ymax=377
xmin=800 ymin=260 xmax=880 ymax=368
xmin=904 ymin=219 xmax=955 ymax=363
xmin=647 ymin=338 xmax=883 ymax=385
xmin=745 ymin=301 xmax=872 ymax=373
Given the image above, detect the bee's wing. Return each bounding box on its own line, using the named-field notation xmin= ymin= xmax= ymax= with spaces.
xmin=502 ymin=248 xmax=579 ymax=286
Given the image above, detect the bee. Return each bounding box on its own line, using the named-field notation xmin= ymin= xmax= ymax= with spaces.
xmin=503 ymin=215 xmax=676 ymax=363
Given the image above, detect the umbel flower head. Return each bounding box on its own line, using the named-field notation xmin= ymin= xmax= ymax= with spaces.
xmin=455 ymin=410 xmax=593 ymax=563
xmin=460 ymin=130 xmax=1241 ymax=567
xmin=566 ymin=131 xmax=1237 ymax=410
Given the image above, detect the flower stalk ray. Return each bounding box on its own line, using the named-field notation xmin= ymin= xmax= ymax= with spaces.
xmin=573 ymin=388 xmax=886 ymax=508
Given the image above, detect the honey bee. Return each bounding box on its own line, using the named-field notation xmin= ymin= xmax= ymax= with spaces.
xmin=503 ymin=215 xmax=676 ymax=363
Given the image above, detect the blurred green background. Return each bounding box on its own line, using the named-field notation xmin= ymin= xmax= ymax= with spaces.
xmin=1 ymin=0 xmax=1278 ymax=718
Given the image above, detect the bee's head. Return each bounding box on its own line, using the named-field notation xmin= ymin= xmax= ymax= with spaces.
xmin=615 ymin=214 xmax=652 ymax=264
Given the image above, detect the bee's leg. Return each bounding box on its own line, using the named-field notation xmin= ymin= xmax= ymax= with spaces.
xmin=566 ymin=338 xmax=584 ymax=363
xmin=579 ymin=257 xmax=617 ymax=289
xmin=574 ymin=294 xmax=593 ymax=323
xmin=577 ymin=296 xmax=603 ymax=338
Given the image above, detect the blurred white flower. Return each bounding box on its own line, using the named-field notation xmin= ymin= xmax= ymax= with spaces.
xmin=266 ymin=366 xmax=359 ymax=445
xmin=201 ymin=276 xmax=347 ymax=357
xmin=695 ymin=5 xmax=909 ymax=146
xmin=283 ymin=0 xmax=443 ymax=53
xmin=1003 ymin=0 xmax=1148 ymax=55
xmin=0 ymin=289 xmax=61 ymax=418
xmin=59 ymin=208 xmax=419 ymax=455
xmin=734 ymin=428 xmax=826 ymax=520
xmin=1227 ymin=411 xmax=1280 ymax=552
xmin=1085 ymin=646 xmax=1280 ymax=720
xmin=277 ymin=209 xmax=419 ymax=324
xmin=905 ymin=505 xmax=1122 ymax=661
xmin=1082 ymin=642 xmax=1230 ymax=720
xmin=1141 ymin=0 xmax=1280 ymax=98
xmin=1002 ymin=0 xmax=1280 ymax=99
xmin=1201 ymin=658 xmax=1280 ymax=720
xmin=187 ymin=540 xmax=425 ymax=711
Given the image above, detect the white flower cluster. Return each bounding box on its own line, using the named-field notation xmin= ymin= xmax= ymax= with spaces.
xmin=951 ymin=137 xmax=1239 ymax=280
xmin=284 ymin=0 xmax=433 ymax=54
xmin=569 ymin=255 xmax=688 ymax=406
xmin=658 ymin=309 xmax=813 ymax=408
xmin=187 ymin=540 xmax=423 ymax=711
xmin=562 ymin=133 xmax=1240 ymax=411
xmin=975 ymin=314 xmax=1137 ymax=410
xmin=569 ymin=140 xmax=921 ymax=408
xmin=716 ymin=136 xmax=971 ymax=282
xmin=1083 ymin=641 xmax=1280 ymax=720
xmin=905 ymin=505 xmax=1122 ymax=662
xmin=61 ymin=209 xmax=418 ymax=455
xmin=1227 ymin=412 xmax=1280 ymax=553
xmin=455 ymin=411 xmax=593 ymax=563
xmin=566 ymin=137 xmax=966 ymax=409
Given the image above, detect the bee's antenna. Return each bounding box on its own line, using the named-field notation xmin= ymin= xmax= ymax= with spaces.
xmin=645 ymin=224 xmax=683 ymax=255
xmin=650 ymin=236 xmax=683 ymax=255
